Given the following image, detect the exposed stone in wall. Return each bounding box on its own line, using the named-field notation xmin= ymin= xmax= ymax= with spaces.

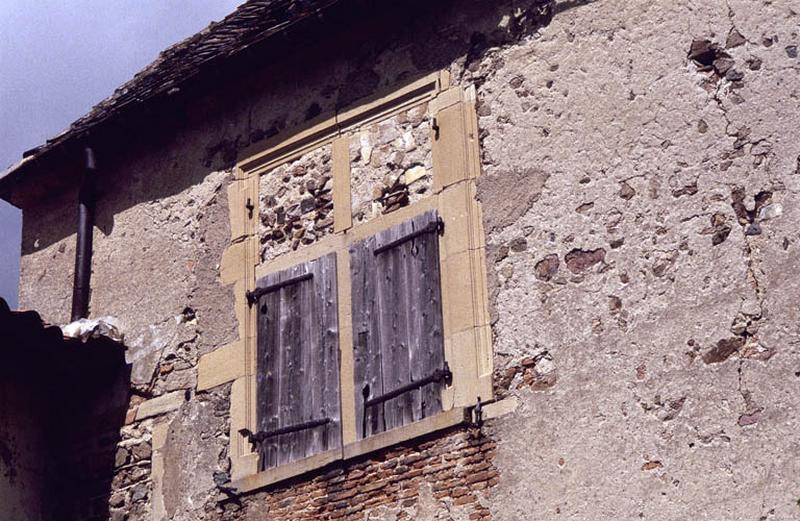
xmin=350 ymin=104 xmax=433 ymax=224
xmin=96 ymin=386 xmax=231 ymax=521
xmin=259 ymin=145 xmax=334 ymax=262
xmin=477 ymin=168 xmax=549 ymax=234
xmin=109 ymin=420 xmax=155 ymax=520
xmin=14 ymin=154 xmax=238 ymax=520
xmin=230 ymin=427 xmax=496 ymax=521
xmin=474 ymin=0 xmax=800 ymax=519
xmin=160 ymin=386 xmax=230 ymax=520
xmin=52 ymin=165 xmax=237 ymax=399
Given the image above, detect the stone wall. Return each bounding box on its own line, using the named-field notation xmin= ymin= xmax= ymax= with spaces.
xmin=350 ymin=104 xmax=434 ymax=224
xmin=473 ymin=1 xmax=800 ymax=519
xmin=259 ymin=145 xmax=334 ymax=262
xmin=9 ymin=0 xmax=800 ymax=519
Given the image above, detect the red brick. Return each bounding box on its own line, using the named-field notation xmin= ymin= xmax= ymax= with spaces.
xmin=465 ymin=471 xmax=491 ymax=485
xmin=236 ymin=427 xmax=499 ymax=521
xmin=480 ymin=441 xmax=497 ymax=451
xmin=327 ymin=488 xmax=357 ymax=502
xmin=397 ymin=486 xmax=419 ymax=499
xmin=453 ymin=494 xmax=477 ymax=506
xmin=405 ymin=468 xmax=423 ymax=479
xmin=360 ymin=479 xmax=387 ymax=493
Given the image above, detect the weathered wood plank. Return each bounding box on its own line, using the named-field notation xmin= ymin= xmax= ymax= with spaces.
xmin=306 ymin=253 xmax=341 ymax=454
xmin=319 ymin=253 xmax=341 ymax=450
xmin=308 ymin=258 xmax=323 ymax=457
xmin=394 ymin=239 xmax=415 ymax=427
xmin=405 ymin=219 xmax=425 ymax=422
xmin=269 ymin=289 xmax=283 ymax=470
xmin=350 ymin=242 xmax=367 ymax=440
xmin=374 ymin=228 xmax=397 ymax=431
xmin=376 ymin=219 xmax=415 ymax=430
xmin=350 ymin=237 xmax=386 ymax=438
xmin=298 ymin=263 xmax=313 ymax=460
xmin=417 ymin=211 xmax=445 ymax=418
xmin=256 ymin=257 xmax=342 ymax=468
xmin=258 ymin=278 xmax=275 ymax=470
xmin=276 ymin=277 xmax=295 ymax=465
xmin=256 ymin=287 xmax=281 ymax=470
xmin=365 ymin=235 xmax=386 ymax=437
xmin=350 ymin=210 xmax=446 ymax=439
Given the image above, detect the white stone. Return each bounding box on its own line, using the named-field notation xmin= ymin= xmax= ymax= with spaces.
xmin=135 ymin=390 xmax=188 ymax=421
xmin=358 ymin=132 xmax=372 ymax=164
xmin=402 ymin=130 xmax=416 ymax=152
xmin=758 ymin=203 xmax=782 ymax=221
xmin=400 ymin=166 xmax=428 ymax=186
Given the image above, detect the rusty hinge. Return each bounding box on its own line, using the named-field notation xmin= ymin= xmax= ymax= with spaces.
xmin=240 ymin=417 xmax=332 ymax=450
xmin=361 ymin=362 xmax=452 ymax=438
xmin=470 ymin=396 xmax=484 ymax=427
xmin=373 ymin=217 xmax=444 ymax=256
xmin=363 ymin=361 xmax=452 ymax=409
xmin=246 ymin=272 xmax=313 ymax=305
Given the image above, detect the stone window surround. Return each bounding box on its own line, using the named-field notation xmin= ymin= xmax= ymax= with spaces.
xmin=197 ymin=71 xmax=494 ymax=493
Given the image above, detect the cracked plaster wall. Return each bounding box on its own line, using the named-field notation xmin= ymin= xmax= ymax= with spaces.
xmin=475 ymin=1 xmax=800 ymax=520
xmin=10 ymin=0 xmax=800 ymax=519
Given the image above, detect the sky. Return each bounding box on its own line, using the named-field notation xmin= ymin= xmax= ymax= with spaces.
xmin=0 ymin=0 xmax=243 ymax=308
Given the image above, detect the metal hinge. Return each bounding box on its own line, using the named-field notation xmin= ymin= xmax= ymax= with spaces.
xmin=470 ymin=396 xmax=484 ymax=427
xmin=245 ymin=198 xmax=255 ymax=219
xmin=362 ymin=361 xmax=452 ymax=408
xmin=239 ymin=417 xmax=332 ymax=450
xmin=373 ymin=217 xmax=445 ymax=256
xmin=246 ymin=272 xmax=313 ymax=305
xmin=361 ymin=362 xmax=453 ymax=439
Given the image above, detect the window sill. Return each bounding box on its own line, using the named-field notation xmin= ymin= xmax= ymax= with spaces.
xmin=232 ymin=447 xmax=342 ymax=494
xmin=342 ymin=407 xmax=469 ymax=460
xmin=231 ymin=407 xmax=470 ymax=494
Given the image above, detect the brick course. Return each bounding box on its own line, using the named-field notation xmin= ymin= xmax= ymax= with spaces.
xmin=227 ymin=427 xmax=497 ymax=520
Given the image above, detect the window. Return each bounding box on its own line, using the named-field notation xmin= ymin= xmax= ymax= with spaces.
xmin=198 ymin=71 xmax=494 ymax=492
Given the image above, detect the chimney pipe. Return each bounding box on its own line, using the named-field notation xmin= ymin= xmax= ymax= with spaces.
xmin=70 ymin=147 xmax=96 ymax=322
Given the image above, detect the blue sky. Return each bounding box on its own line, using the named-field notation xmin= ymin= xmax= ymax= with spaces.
xmin=0 ymin=0 xmax=242 ymax=308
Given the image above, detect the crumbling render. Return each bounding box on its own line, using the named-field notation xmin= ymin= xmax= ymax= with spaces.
xmin=62 ymin=316 xmax=124 ymax=343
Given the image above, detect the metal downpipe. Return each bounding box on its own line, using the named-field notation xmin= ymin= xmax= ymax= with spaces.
xmin=70 ymin=147 xmax=96 ymax=322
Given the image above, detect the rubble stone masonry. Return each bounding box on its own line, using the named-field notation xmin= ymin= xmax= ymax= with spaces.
xmin=259 ymin=144 xmax=335 ymax=262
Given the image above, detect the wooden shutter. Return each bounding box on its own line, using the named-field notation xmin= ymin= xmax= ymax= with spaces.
xmin=350 ymin=210 xmax=446 ymax=439
xmin=255 ymin=253 xmax=340 ymax=470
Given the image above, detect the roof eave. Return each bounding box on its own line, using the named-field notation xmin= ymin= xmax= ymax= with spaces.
xmin=1 ymin=0 xmax=347 ymax=199
xmin=0 ymin=157 xmax=32 ymax=198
